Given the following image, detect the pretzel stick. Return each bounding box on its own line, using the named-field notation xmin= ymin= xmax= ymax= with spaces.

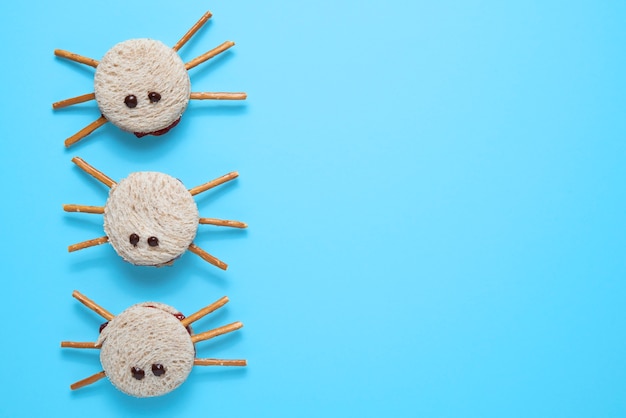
xmin=61 ymin=341 xmax=99 ymax=349
xmin=173 ymin=11 xmax=213 ymax=52
xmin=71 ymin=156 xmax=116 ymax=188
xmin=72 ymin=290 xmax=115 ymax=320
xmin=186 ymin=41 xmax=235 ymax=70
xmin=190 ymin=92 xmax=247 ymax=100
xmin=68 ymin=236 xmax=110 ymax=253
xmin=181 ymin=296 xmax=229 ymax=327
xmin=189 ymin=171 xmax=238 ymax=196
xmin=188 ymin=243 xmax=228 ymax=270
xmin=63 ymin=204 xmax=105 ymax=214
xmin=70 ymin=371 xmax=107 ymax=390
xmin=53 ymin=93 xmax=96 ymax=109
xmin=191 ymin=321 xmax=243 ymax=343
xmin=65 ymin=115 xmax=108 ymax=148
xmin=55 ymin=49 xmax=99 ymax=68
xmin=199 ymin=218 xmax=247 ymax=228
xmin=194 ymin=358 xmax=247 ymax=366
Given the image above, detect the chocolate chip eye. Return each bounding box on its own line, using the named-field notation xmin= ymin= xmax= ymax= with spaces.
xmin=152 ymin=364 xmax=166 ymax=376
xmin=148 ymin=92 xmax=161 ymax=103
xmin=129 ymin=233 xmax=140 ymax=247
xmin=147 ymin=236 xmax=159 ymax=247
xmin=124 ymin=94 xmax=138 ymax=108
xmin=131 ymin=367 xmax=145 ymax=380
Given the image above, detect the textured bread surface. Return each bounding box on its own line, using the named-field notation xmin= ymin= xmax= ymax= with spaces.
xmin=94 ymin=39 xmax=190 ymax=134
xmin=98 ymin=303 xmax=195 ymax=398
xmin=104 ymin=171 xmax=199 ymax=266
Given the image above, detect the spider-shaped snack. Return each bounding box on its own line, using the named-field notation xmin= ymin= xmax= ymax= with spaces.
xmin=64 ymin=157 xmax=246 ymax=270
xmin=62 ymin=291 xmax=246 ymax=397
xmin=54 ymin=11 xmax=246 ymax=147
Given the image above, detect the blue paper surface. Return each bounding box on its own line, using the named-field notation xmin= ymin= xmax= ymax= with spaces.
xmin=0 ymin=1 xmax=625 ymax=417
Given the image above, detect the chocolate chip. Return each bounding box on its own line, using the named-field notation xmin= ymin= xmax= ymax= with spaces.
xmin=124 ymin=95 xmax=138 ymax=108
xmin=148 ymin=92 xmax=161 ymax=103
xmin=152 ymin=364 xmax=166 ymax=376
xmin=131 ymin=367 xmax=145 ymax=380
xmin=129 ymin=233 xmax=140 ymax=246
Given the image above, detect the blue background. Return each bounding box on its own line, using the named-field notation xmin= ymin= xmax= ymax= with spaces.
xmin=0 ymin=1 xmax=625 ymax=417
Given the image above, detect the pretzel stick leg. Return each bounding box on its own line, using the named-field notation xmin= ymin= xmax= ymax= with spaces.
xmin=188 ymin=243 xmax=228 ymax=270
xmin=191 ymin=321 xmax=243 ymax=344
xmin=173 ymin=11 xmax=212 ymax=52
xmin=194 ymin=358 xmax=247 ymax=366
xmin=64 ymin=115 xmax=108 ymax=148
xmin=190 ymin=92 xmax=247 ymax=100
xmin=63 ymin=204 xmax=105 ymax=214
xmin=199 ymin=218 xmax=247 ymax=229
xmin=72 ymin=290 xmax=115 ymax=320
xmin=68 ymin=236 xmax=109 ymax=253
xmin=61 ymin=341 xmax=99 ymax=349
xmin=189 ymin=171 xmax=238 ymax=196
xmin=55 ymin=49 xmax=99 ymax=68
xmin=70 ymin=371 xmax=107 ymax=390
xmin=185 ymin=41 xmax=235 ymax=70
xmin=53 ymin=93 xmax=96 ymax=109
xmin=71 ymin=157 xmax=116 ymax=188
xmin=181 ymin=296 xmax=229 ymax=327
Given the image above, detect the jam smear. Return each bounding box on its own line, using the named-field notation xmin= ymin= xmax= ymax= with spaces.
xmin=134 ymin=117 xmax=181 ymax=137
